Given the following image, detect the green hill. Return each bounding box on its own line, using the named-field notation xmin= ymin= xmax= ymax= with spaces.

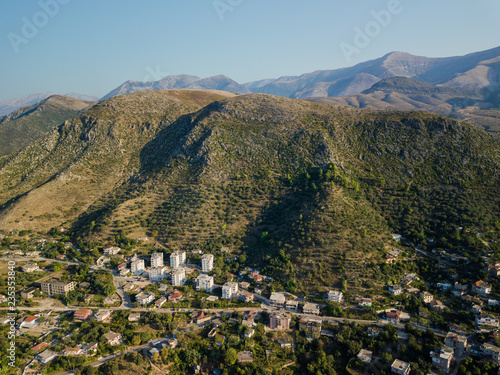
xmin=0 ymin=91 xmax=498 ymax=292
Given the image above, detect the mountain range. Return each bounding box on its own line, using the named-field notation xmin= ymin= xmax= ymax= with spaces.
xmin=0 ymin=90 xmax=498 ymax=291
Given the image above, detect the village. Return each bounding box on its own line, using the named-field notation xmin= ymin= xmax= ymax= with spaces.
xmin=1 ymin=231 xmax=500 ymax=375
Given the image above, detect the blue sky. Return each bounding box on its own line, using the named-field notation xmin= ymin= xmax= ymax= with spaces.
xmin=1 ymin=0 xmax=499 ymax=100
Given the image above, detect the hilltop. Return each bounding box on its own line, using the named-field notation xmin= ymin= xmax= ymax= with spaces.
xmin=0 ymin=95 xmax=95 ymax=157
xmin=0 ymin=91 xmax=498 ymax=292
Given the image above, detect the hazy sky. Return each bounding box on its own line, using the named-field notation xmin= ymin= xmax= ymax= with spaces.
xmin=1 ymin=0 xmax=499 ymax=100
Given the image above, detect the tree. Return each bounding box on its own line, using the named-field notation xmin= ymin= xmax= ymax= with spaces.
xmin=224 ymin=348 xmax=238 ymax=367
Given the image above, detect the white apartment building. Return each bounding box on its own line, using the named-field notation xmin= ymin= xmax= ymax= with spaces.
xmin=136 ymin=292 xmax=155 ymax=306
xmin=196 ymin=274 xmax=214 ymax=292
xmin=149 ymin=266 xmax=167 ymax=281
xmin=222 ymin=282 xmax=239 ymax=299
xmin=172 ymin=267 xmax=186 ymax=286
xmin=202 ymin=254 xmax=214 ymax=272
xmin=131 ymin=259 xmax=145 ymax=275
xmin=170 ymin=251 xmax=186 ymax=268
xmin=327 ymin=290 xmax=343 ymax=303
xmin=150 ymin=252 xmax=164 ymax=268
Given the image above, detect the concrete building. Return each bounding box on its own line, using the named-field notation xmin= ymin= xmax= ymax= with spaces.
xmin=473 ymin=280 xmax=492 ymax=295
xmin=201 ymin=254 xmax=214 ymax=272
xmin=149 ymin=266 xmax=167 ymax=281
xmin=269 ymin=313 xmax=291 ymax=330
xmin=41 ymin=279 xmax=76 ymax=296
xmin=170 ymin=251 xmax=186 ymax=268
xmin=299 ymin=318 xmax=322 ymax=340
xmin=104 ymin=331 xmax=122 ymax=346
xmin=445 ymin=332 xmax=468 ymax=357
xmin=196 ymin=274 xmax=214 ymax=292
xmin=172 ymin=267 xmax=187 ymax=286
xmin=222 ymin=282 xmax=239 ymax=299
xmin=286 ymin=300 xmax=299 ymax=312
xmin=303 ymin=302 xmax=321 ymax=315
xmin=326 ymin=290 xmax=343 ymax=303
xmin=131 ymin=259 xmax=145 ymax=275
xmin=103 ymin=246 xmax=121 ymax=256
xmin=357 ymin=349 xmax=373 ymax=364
xmin=269 ymin=292 xmax=286 ymax=309
xmin=430 ymin=345 xmax=454 ymax=373
xmin=21 ymin=263 xmax=39 ymax=273
xmin=94 ymin=310 xmax=112 ymax=322
xmin=391 ymin=359 xmax=410 ymax=375
xmin=74 ymin=308 xmax=92 ymax=321
xmin=421 ymin=291 xmax=434 ymax=304
xmin=150 ymin=252 xmax=164 ymax=268
xmin=136 ymin=292 xmax=155 ymax=306
xmin=21 ymin=287 xmax=38 ymax=299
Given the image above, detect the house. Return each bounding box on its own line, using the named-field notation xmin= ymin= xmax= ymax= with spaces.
xmin=473 ymin=280 xmax=491 ymax=295
xmin=103 ymin=245 xmax=121 ymax=256
xmin=391 ymin=359 xmax=410 ymax=375
xmin=358 ymin=298 xmax=372 ymax=307
xmin=0 ymin=295 xmax=6 ymax=304
xmin=237 ymin=351 xmax=254 ymax=363
xmin=482 ymin=343 xmax=500 ymax=363
xmin=240 ymin=281 xmax=251 ymax=289
xmin=191 ymin=311 xmax=206 ymax=324
xmin=386 ymin=310 xmax=401 ymax=323
xmin=155 ymin=296 xmax=167 ymax=308
xmin=286 ymin=300 xmax=299 ymax=313
xmin=84 ymin=294 xmax=94 ymax=305
xmin=119 ymin=268 xmax=130 ymax=277
xmin=222 ymin=282 xmax=238 ymax=299
xmin=196 ymin=274 xmax=214 ymax=292
xmin=454 ymin=282 xmax=468 ymax=291
xmin=94 ymin=310 xmax=112 ymax=322
xmin=168 ymin=290 xmax=183 ymax=303
xmin=269 ymin=292 xmax=286 ymax=309
xmin=83 ymin=342 xmax=98 ymax=354
xmin=299 ymin=318 xmax=322 ymax=340
xmin=476 ymin=313 xmax=499 ymax=328
xmin=136 ymin=292 xmax=155 ymax=306
xmin=445 ymin=332 xmax=468 ymax=356
xmin=389 ymin=285 xmax=403 ymax=296
xmin=104 ymin=331 xmax=122 ymax=346
xmin=74 ymin=308 xmax=92 ymax=321
xmin=249 ymin=273 xmax=263 ymax=282
xmin=448 ymin=324 xmax=467 ymax=336
xmin=21 ymin=287 xmax=38 ymax=299
xmin=37 ymin=350 xmax=57 ymax=364
xmin=269 ymin=313 xmax=291 ymax=330
xmin=357 ymin=349 xmax=373 ymax=364
xmin=20 ymin=315 xmax=39 ymax=329
xmin=326 ymin=290 xmax=343 ymax=303
xmin=64 ymin=347 xmax=85 ymax=356
xmin=487 ymin=263 xmax=500 ymax=277
xmin=239 ymin=293 xmax=254 ymax=303
xmin=430 ymin=345 xmax=454 ymax=373
xmin=367 ymin=326 xmax=382 ymax=337
xmin=201 ymin=254 xmax=214 ymax=272
xmin=430 ymin=300 xmax=445 ymax=310
xmin=275 ymin=338 xmax=292 ymax=348
xmin=21 ymin=263 xmax=39 ymax=273
xmin=421 ymin=291 xmax=433 ymax=304
xmin=303 ymin=302 xmax=321 ymax=315
xmin=391 ymin=234 xmax=403 ymax=242
xmin=128 ymin=313 xmax=141 ymax=322
xmin=100 ymin=244 xmax=120 ymax=257
xmin=117 ymin=262 xmax=127 ymax=271
xmin=31 ymin=342 xmax=49 ymax=353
